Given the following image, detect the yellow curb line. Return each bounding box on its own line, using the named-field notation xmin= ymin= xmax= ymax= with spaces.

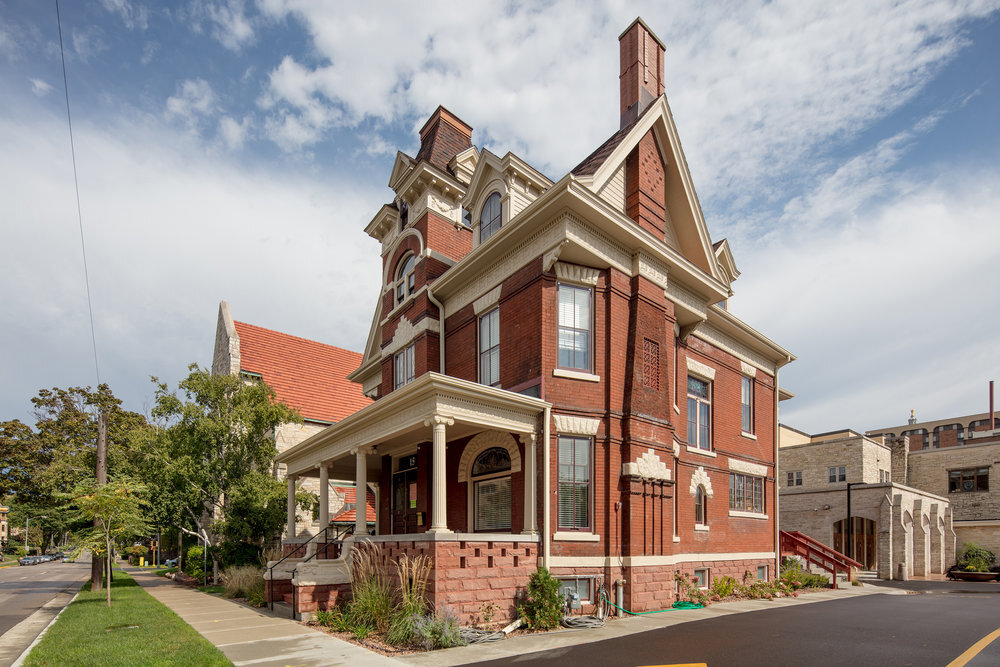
xmin=947 ymin=627 xmax=1000 ymax=667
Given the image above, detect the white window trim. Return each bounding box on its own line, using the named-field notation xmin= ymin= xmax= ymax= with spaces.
xmin=478 ymin=307 xmax=500 ymax=388
xmin=553 ymin=368 xmax=600 ymax=382
xmin=729 ymin=510 xmax=768 ymax=519
xmin=553 ymin=531 xmax=600 ymax=542
xmin=686 ymin=446 xmax=717 ymax=458
xmin=728 ymin=458 xmax=768 ymax=477
xmin=741 ymin=375 xmax=755 ymax=436
xmin=693 ymin=568 xmax=710 ymax=589
xmin=553 ymin=261 xmax=600 ymax=286
xmin=741 ymin=432 xmax=758 ymax=440
xmin=686 ymin=357 xmax=716 ymax=380
xmin=694 ymin=524 xmax=710 ymax=532
xmin=552 ymin=415 xmax=600 ymax=436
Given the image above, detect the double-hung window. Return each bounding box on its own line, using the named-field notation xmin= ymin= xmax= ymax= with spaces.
xmin=557 ymin=284 xmax=592 ymax=371
xmin=557 ymin=436 xmax=591 ymax=530
xmin=479 ymin=308 xmax=500 ymax=387
xmin=394 ymin=344 xmax=415 ymax=389
xmin=729 ymin=473 xmax=764 ymax=514
xmin=828 ymin=466 xmax=846 ymax=483
xmin=786 ymin=471 xmax=802 ymax=487
xmin=741 ymin=376 xmax=754 ymax=434
xmin=479 ymin=192 xmax=502 ymax=243
xmin=395 ymin=254 xmax=416 ymax=305
xmin=687 ymin=376 xmax=711 ymax=450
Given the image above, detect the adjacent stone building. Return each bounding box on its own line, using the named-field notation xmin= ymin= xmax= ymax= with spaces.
xmin=866 ymin=408 xmax=1000 ymax=556
xmin=778 ymin=425 xmax=955 ymax=580
xmin=269 ymin=18 xmax=794 ymax=620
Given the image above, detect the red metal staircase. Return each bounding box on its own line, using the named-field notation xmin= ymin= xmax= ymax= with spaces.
xmin=780 ymin=530 xmax=863 ymax=587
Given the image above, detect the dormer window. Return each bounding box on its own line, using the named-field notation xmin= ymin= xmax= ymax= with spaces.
xmin=395 ymin=253 xmax=416 ymax=305
xmin=479 ymin=192 xmax=502 ymax=243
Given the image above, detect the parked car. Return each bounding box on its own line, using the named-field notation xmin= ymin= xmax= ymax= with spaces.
xmin=164 ymin=558 xmax=178 ymax=568
xmin=19 ymin=556 xmax=38 ymax=566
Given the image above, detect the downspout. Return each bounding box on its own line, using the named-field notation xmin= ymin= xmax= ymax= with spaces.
xmin=774 ymin=366 xmax=781 ymax=579
xmin=543 ymin=405 xmax=551 ymax=570
xmin=427 ymin=287 xmax=445 ymax=373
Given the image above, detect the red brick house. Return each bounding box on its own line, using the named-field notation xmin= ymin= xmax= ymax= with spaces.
xmin=269 ymin=18 xmax=794 ymax=619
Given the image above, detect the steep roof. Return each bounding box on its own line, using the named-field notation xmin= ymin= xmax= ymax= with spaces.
xmin=233 ymin=321 xmax=370 ymax=423
xmin=571 ymin=102 xmax=654 ymax=176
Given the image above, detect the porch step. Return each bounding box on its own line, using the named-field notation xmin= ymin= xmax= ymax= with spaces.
xmin=856 ymin=570 xmax=880 ymax=581
xmin=269 ymin=601 xmax=295 ymax=619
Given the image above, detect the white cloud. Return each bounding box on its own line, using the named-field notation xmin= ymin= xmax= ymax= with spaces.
xmin=165 ymin=78 xmax=217 ymax=126
xmin=193 ymin=0 xmax=255 ymax=52
xmin=30 ymin=78 xmax=53 ymax=97
xmin=71 ymin=26 xmax=109 ymax=62
xmin=218 ymin=114 xmax=251 ymax=149
xmin=0 ymin=108 xmax=384 ymax=423
xmin=141 ymin=40 xmax=159 ymax=65
xmin=100 ymin=0 xmax=150 ymax=30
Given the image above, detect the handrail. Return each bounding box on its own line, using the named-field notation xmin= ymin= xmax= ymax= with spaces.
xmin=268 ymin=525 xmax=357 ymax=611
xmin=780 ymin=530 xmax=863 ymax=587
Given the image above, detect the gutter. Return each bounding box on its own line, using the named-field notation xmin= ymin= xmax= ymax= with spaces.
xmin=543 ymin=404 xmax=551 ymax=570
xmin=774 ymin=366 xmax=781 ymax=580
xmin=427 ymin=286 xmax=446 ymax=373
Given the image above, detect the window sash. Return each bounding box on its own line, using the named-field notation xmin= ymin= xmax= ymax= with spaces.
xmin=729 ymin=473 xmax=764 ymax=513
xmin=694 ymin=486 xmax=706 ymax=524
xmin=557 ymin=284 xmax=592 ymax=371
xmin=394 ymin=345 xmax=415 ymax=389
xmin=479 ymin=309 xmax=500 ymax=387
xmin=557 ymin=436 xmax=591 ymax=529
xmin=687 ymin=376 xmax=712 ymax=450
xmin=480 ymin=193 xmax=502 ymax=242
xmin=474 ymin=477 xmax=511 ymax=531
xmin=741 ymin=376 xmax=753 ymax=433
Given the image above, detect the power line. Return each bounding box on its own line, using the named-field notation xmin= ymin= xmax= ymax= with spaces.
xmin=55 ymin=0 xmax=101 ymax=387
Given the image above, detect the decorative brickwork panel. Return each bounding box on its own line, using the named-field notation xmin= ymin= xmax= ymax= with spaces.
xmin=643 ymin=338 xmax=659 ymax=390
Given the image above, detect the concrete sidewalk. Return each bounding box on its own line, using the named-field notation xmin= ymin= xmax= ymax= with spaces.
xmin=395 ymin=583 xmax=909 ymax=666
xmin=125 ymin=568 xmax=400 ymax=666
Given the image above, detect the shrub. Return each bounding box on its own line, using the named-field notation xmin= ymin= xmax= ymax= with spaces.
xmin=779 ymin=561 xmax=829 ymax=590
xmin=674 ymin=571 xmax=710 ymax=606
xmin=518 ymin=567 xmax=564 ymax=630
xmin=412 ymin=607 xmax=466 ymax=650
xmin=124 ymin=545 xmax=147 ymax=565
xmin=185 ymin=545 xmax=206 ymax=581
xmin=222 ymin=564 xmax=264 ymax=599
xmin=349 ymin=541 xmax=395 ymax=634
xmin=710 ymin=575 xmax=737 ymax=599
xmin=957 ymin=543 xmax=996 ymax=572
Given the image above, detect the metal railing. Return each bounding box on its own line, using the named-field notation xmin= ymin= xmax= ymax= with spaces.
xmin=267 ymin=525 xmax=354 ymax=612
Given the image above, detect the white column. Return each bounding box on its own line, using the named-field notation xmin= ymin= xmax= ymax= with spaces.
xmin=523 ymin=433 xmax=537 ymax=534
xmin=354 ymin=448 xmax=368 ymax=536
xmin=319 ymin=463 xmax=329 ymax=531
xmin=286 ymin=475 xmax=297 ymax=539
xmin=424 ymin=414 xmax=455 ymax=533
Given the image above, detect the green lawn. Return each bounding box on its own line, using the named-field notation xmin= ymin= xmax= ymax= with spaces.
xmin=25 ymin=569 xmax=231 ymax=666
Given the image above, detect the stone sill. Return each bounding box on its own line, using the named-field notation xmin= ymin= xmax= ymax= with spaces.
xmin=741 ymin=432 xmax=757 ymax=440
xmin=729 ymin=511 xmax=768 ymax=520
xmin=553 ymin=368 xmax=601 ymax=382
xmin=694 ymin=525 xmax=710 ymax=532
xmin=553 ymin=531 xmax=600 ymax=542
xmin=686 ymin=446 xmax=717 ymax=458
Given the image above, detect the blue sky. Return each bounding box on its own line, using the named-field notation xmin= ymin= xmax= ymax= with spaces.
xmin=1 ymin=0 xmax=999 ymax=433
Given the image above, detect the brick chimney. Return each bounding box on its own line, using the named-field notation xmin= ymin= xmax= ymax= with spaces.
xmin=415 ymin=106 xmax=473 ymax=173
xmin=619 ymin=18 xmax=665 ymax=128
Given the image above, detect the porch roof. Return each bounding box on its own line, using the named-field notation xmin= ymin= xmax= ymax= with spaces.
xmin=276 ymin=372 xmax=550 ymax=478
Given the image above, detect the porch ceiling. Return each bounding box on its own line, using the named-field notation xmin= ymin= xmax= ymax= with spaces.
xmin=277 ymin=372 xmax=549 ymax=477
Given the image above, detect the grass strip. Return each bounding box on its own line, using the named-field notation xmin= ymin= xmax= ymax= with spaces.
xmin=24 ymin=568 xmax=231 ymax=666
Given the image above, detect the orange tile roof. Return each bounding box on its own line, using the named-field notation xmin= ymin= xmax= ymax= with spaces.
xmin=332 ymin=487 xmax=377 ymax=522
xmin=233 ymin=321 xmax=371 ymax=423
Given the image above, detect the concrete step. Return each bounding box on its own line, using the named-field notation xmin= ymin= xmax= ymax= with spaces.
xmin=856 ymin=570 xmax=880 ymax=580
xmin=269 ymin=601 xmax=295 ymax=619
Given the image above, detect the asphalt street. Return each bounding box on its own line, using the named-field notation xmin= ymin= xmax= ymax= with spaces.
xmin=0 ymin=559 xmax=91 ymax=667
xmin=467 ymin=587 xmax=1000 ymax=666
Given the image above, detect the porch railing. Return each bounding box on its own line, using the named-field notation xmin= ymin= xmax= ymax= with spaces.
xmin=268 ymin=525 xmax=353 ymax=612
xmin=780 ymin=530 xmax=863 ymax=587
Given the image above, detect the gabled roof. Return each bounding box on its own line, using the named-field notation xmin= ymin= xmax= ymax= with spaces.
xmin=330 ymin=486 xmax=377 ymax=522
xmin=571 ymin=102 xmax=655 ymax=176
xmin=233 ymin=321 xmax=371 ymax=423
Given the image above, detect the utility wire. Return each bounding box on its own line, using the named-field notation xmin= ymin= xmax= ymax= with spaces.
xmin=55 ymin=0 xmax=101 ymax=386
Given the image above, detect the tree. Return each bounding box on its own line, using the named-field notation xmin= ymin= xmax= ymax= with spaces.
xmin=72 ymin=477 xmax=149 ymax=607
xmin=143 ymin=365 xmax=300 ymax=580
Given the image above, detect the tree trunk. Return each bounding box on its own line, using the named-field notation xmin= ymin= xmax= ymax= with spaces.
xmin=178 ymin=531 xmax=183 ymax=572
xmin=105 ymin=535 xmax=112 ymax=607
xmin=92 ymin=411 xmax=108 ymax=593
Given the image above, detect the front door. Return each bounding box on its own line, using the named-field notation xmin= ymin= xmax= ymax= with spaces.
xmin=392 ymin=455 xmax=420 ymax=534
xmin=833 ymin=517 xmax=877 ymax=569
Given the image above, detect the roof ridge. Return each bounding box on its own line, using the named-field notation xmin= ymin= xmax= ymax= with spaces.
xmin=233 ymin=320 xmax=362 ymax=357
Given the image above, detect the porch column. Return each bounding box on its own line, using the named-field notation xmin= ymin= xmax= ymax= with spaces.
xmin=425 ymin=414 xmax=455 ymax=533
xmin=286 ymin=475 xmax=297 ymax=539
xmin=354 ymin=448 xmax=368 ymax=536
xmin=523 ymin=433 xmax=538 ymax=534
xmin=319 ymin=463 xmax=329 ymax=530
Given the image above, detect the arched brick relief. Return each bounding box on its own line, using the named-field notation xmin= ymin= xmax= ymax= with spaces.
xmin=688 ymin=466 xmax=713 ymax=498
xmin=457 ymin=430 xmax=522 ymax=482
xmin=382 ymin=230 xmax=426 ymax=287
xmin=902 ymin=510 xmax=913 ymax=529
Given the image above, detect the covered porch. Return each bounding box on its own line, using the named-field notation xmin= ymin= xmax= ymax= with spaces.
xmin=268 ymin=373 xmax=551 ymax=619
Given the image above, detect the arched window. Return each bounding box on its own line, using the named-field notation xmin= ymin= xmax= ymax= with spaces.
xmin=479 ymin=192 xmax=502 ymax=243
xmin=395 ymin=253 xmax=416 ymax=305
xmin=471 ymin=446 xmax=511 ymax=531
xmin=694 ymin=485 xmax=706 ymax=526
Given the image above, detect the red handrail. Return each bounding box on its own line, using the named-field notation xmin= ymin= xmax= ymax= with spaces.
xmin=780 ymin=530 xmax=863 ymax=587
